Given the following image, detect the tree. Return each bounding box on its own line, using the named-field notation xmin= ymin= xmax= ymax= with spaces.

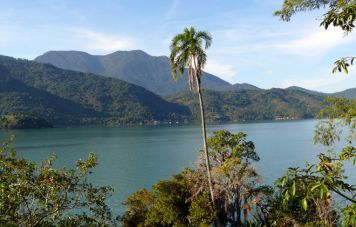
xmin=122 ymin=130 xmax=269 ymax=226
xmin=121 ymin=170 xmax=215 ymax=226
xmin=169 ymin=27 xmax=216 ymax=210
xmin=275 ymin=0 xmax=356 ymax=73
xmin=272 ymin=98 xmax=356 ymax=226
xmin=0 ymin=136 xmax=116 ymax=226
xmin=203 ymin=130 xmax=271 ymax=226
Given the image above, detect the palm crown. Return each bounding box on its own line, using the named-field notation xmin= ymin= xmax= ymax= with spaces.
xmin=169 ymin=27 xmax=212 ymax=91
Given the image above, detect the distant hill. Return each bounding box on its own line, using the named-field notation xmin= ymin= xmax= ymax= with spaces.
xmin=0 ymin=56 xmax=190 ymax=126
xmin=0 ymin=65 xmax=96 ymax=125
xmin=287 ymin=86 xmax=356 ymax=99
xmin=166 ymin=89 xmax=325 ymax=122
xmin=332 ymin=88 xmax=356 ymax=99
xmin=35 ymin=50 xmax=259 ymax=95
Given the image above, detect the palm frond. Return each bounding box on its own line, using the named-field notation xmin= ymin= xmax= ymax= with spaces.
xmin=169 ymin=26 xmax=212 ymax=90
xmin=196 ymin=31 xmax=212 ymax=49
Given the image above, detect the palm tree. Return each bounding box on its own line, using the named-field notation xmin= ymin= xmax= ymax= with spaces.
xmin=169 ymin=27 xmax=215 ymax=209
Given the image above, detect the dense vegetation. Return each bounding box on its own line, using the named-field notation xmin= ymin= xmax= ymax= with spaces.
xmin=122 ymin=130 xmax=270 ymax=226
xmin=0 ymin=56 xmax=190 ymax=126
xmin=0 ymin=136 xmax=116 ymax=226
xmin=35 ymin=50 xmax=260 ymax=96
xmin=167 ymin=89 xmax=325 ymax=122
xmin=0 ymin=114 xmax=52 ymax=129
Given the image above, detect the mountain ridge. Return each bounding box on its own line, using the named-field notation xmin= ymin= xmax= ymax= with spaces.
xmin=35 ymin=50 xmax=260 ymax=95
xmin=0 ymin=55 xmax=190 ymax=126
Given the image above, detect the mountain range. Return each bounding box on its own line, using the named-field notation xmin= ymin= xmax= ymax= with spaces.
xmin=0 ymin=50 xmax=355 ymax=128
xmin=35 ymin=50 xmax=356 ymax=99
xmin=35 ymin=50 xmax=260 ymax=96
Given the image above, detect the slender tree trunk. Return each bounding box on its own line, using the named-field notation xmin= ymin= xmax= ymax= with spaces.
xmin=196 ymin=80 xmax=215 ymax=208
xmin=192 ymin=56 xmax=220 ymax=226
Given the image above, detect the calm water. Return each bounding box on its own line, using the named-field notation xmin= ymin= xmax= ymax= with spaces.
xmin=0 ymin=119 xmax=354 ymax=214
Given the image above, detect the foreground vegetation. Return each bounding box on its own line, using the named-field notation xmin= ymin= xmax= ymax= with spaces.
xmin=0 ymin=136 xmax=115 ymax=226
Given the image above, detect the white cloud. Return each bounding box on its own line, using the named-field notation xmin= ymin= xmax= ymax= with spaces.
xmin=73 ymin=29 xmax=135 ymax=52
xmin=212 ymin=27 xmax=355 ymax=57
xmin=205 ymin=59 xmax=236 ymax=81
xmin=281 ymin=74 xmax=348 ymax=91
xmin=275 ymin=28 xmax=354 ymax=55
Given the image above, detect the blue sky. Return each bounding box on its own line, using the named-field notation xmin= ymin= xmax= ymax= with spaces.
xmin=1 ymin=0 xmax=355 ymax=92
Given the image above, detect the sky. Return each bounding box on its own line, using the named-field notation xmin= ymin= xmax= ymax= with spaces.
xmin=0 ymin=0 xmax=355 ymax=92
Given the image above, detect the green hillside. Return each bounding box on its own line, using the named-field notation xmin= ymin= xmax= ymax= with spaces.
xmin=0 ymin=56 xmax=190 ymax=126
xmin=167 ymin=89 xmax=325 ymax=122
xmin=287 ymin=86 xmax=356 ymax=99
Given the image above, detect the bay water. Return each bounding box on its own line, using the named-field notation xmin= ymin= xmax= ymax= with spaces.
xmin=1 ymin=119 xmax=353 ymax=214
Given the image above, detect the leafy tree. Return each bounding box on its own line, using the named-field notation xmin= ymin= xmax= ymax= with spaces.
xmin=273 ymin=98 xmax=356 ymax=226
xmin=122 ymin=130 xmax=268 ymax=226
xmin=0 ymin=136 xmax=116 ymax=226
xmin=203 ymin=130 xmax=271 ymax=226
xmin=121 ymin=170 xmax=214 ymax=226
xmin=169 ymin=27 xmax=216 ymax=211
xmin=275 ymin=0 xmax=356 ymax=74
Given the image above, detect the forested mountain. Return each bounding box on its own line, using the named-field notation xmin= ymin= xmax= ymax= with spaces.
xmin=0 ymin=56 xmax=190 ymax=126
xmin=1 ymin=54 xmax=355 ymax=127
xmin=332 ymin=88 xmax=356 ymax=99
xmin=287 ymin=86 xmax=356 ymax=99
xmin=166 ymin=89 xmax=324 ymax=122
xmin=35 ymin=50 xmax=260 ymax=95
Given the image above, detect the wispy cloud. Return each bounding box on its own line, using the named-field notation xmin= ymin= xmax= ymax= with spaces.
xmin=281 ymin=70 xmax=351 ymax=92
xmin=72 ymin=29 xmax=136 ymax=52
xmin=205 ymin=59 xmax=236 ymax=81
xmin=275 ymin=28 xmax=353 ymax=55
xmin=212 ymin=26 xmax=355 ymax=57
xmin=165 ymin=0 xmax=179 ymax=20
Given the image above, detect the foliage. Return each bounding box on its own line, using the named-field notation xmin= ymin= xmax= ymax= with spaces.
xmin=275 ymin=0 xmax=356 ymax=73
xmin=0 ymin=114 xmax=52 ymax=129
xmin=272 ymin=97 xmax=356 ymax=226
xmin=122 ymin=130 xmax=269 ymax=226
xmin=169 ymin=27 xmax=212 ymax=91
xmin=0 ymin=136 xmax=116 ymax=226
xmin=204 ymin=130 xmax=271 ymax=226
xmin=121 ymin=170 xmax=214 ymax=226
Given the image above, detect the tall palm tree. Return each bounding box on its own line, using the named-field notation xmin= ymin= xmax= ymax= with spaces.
xmin=169 ymin=27 xmax=216 ymax=209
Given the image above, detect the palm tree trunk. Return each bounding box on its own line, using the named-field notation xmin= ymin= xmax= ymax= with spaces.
xmin=196 ymin=78 xmax=215 ymax=208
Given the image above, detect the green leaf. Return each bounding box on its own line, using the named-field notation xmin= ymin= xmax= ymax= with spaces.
xmin=301 ymin=198 xmax=308 ymax=211
xmin=291 ymin=181 xmax=296 ymax=196
xmin=311 ymin=183 xmax=320 ymax=192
